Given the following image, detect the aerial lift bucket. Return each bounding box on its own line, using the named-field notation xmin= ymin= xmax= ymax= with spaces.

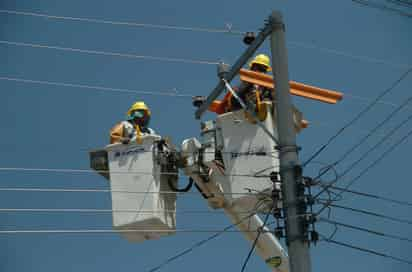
xmin=204 ymin=102 xmax=303 ymax=212
xmin=214 ymin=108 xmax=277 ymax=211
xmin=181 ymin=102 xmax=294 ymax=272
xmin=90 ymin=134 xmax=177 ymax=242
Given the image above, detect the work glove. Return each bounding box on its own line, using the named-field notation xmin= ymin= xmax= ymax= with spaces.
xmin=121 ymin=137 xmax=131 ymax=144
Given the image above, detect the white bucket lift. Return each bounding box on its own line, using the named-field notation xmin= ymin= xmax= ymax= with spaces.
xmin=214 ymin=107 xmax=279 ymax=211
xmin=181 ymin=102 xmax=306 ymax=272
xmin=91 ymin=134 xmax=177 ymax=242
xmin=192 ymin=103 xmax=303 ymax=212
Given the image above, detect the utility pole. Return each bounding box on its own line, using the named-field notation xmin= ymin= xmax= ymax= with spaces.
xmin=269 ymin=11 xmax=312 ymax=272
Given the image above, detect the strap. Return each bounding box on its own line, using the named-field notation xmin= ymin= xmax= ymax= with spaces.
xmin=135 ymin=125 xmax=142 ymax=144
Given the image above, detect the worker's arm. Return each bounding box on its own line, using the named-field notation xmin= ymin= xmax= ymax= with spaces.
xmin=110 ymin=123 xmax=129 ymax=144
xmin=208 ymin=91 xmax=232 ymax=114
xmin=230 ymin=82 xmax=253 ymax=111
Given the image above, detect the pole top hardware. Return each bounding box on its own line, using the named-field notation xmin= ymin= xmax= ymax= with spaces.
xmin=243 ymin=32 xmax=256 ymax=45
xmin=217 ymin=62 xmax=230 ymax=79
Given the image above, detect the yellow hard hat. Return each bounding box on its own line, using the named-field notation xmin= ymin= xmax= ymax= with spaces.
xmin=249 ymin=54 xmax=272 ymax=72
xmin=127 ymin=101 xmax=151 ymax=117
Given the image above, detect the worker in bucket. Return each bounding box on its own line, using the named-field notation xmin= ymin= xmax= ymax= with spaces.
xmin=110 ymin=101 xmax=155 ymax=144
xmin=208 ymin=54 xmax=273 ymax=117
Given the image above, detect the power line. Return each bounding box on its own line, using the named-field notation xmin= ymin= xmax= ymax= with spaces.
xmin=320 ymin=217 xmax=412 ymax=243
xmin=316 ymin=126 xmax=412 ymax=215
xmin=240 ymin=210 xmax=271 ymax=272
xmin=388 ymin=0 xmax=412 ymax=5
xmin=343 ymin=93 xmax=407 ymax=108
xmin=0 ymin=76 xmax=194 ymax=97
xmin=303 ymin=67 xmax=412 ymax=167
xmin=320 ymin=202 xmax=412 ymax=226
xmin=386 ymin=0 xmax=412 ymax=8
xmin=333 ymin=93 xmax=412 ymax=173
xmin=337 ymin=104 xmax=412 ymax=178
xmin=0 ymin=208 xmax=265 ymax=215
xmin=322 ymin=236 xmax=412 ymax=265
xmin=0 ymin=40 xmax=219 ymax=65
xmin=0 ymin=166 xmax=279 ymax=178
xmin=0 ymin=9 xmax=243 ymax=35
xmin=287 ymin=41 xmax=410 ymax=69
xmin=0 ymin=228 xmax=264 ymax=234
xmin=0 ymin=76 xmax=404 ymax=113
xmin=1 ymin=9 xmax=409 ymax=69
xmin=352 ymin=0 xmax=412 ymax=18
xmin=342 ymin=125 xmax=412 ymax=190
xmin=321 ymin=184 xmax=412 ymax=207
xmin=146 ymin=211 xmax=258 ymax=272
xmin=309 ymin=107 xmax=412 ymax=203
xmin=0 ymin=167 xmax=177 ymax=176
xmin=0 ymin=187 xmax=272 ymax=196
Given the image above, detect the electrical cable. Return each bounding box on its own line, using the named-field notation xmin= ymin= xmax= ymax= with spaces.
xmin=0 ymin=76 xmax=194 ymax=97
xmin=329 ymin=92 xmax=412 ymax=171
xmin=386 ymin=0 xmax=412 ymax=8
xmin=146 ymin=209 xmax=261 ymax=272
xmin=0 ymin=208 xmax=265 ymax=215
xmin=318 ymin=202 xmax=412 ymax=226
xmin=321 ymin=235 xmax=412 ymax=265
xmin=0 ymin=9 xmax=243 ymax=35
xmin=0 ymin=167 xmax=179 ymax=176
xmin=0 ymin=228 xmax=266 ymax=234
xmin=0 ymin=40 xmax=219 ymax=65
xmin=320 ymin=217 xmax=412 ymax=243
xmin=0 ymin=187 xmax=272 ymax=196
xmin=167 ymin=177 xmax=194 ymax=193
xmin=1 ymin=9 xmax=409 ymax=69
xmin=1 ymin=75 xmax=408 ymax=110
xmin=352 ymin=0 xmax=412 ymax=18
xmin=0 ymin=167 xmax=275 ymax=178
xmin=343 ymin=93 xmax=404 ymax=108
xmin=315 ymin=103 xmax=412 ymax=198
xmin=305 ymin=69 xmax=412 ymax=203
xmin=316 ymin=126 xmax=412 ymax=215
xmin=303 ymin=67 xmax=412 ymax=168
xmin=287 ymin=41 xmax=410 ymax=69
xmin=323 ymin=184 xmax=412 ymax=207
xmin=240 ymin=210 xmax=271 ymax=272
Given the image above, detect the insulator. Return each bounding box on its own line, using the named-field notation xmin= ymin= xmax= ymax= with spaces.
xmin=217 ymin=62 xmax=230 ymax=79
xmin=192 ymin=96 xmax=206 ymax=108
xmin=293 ymin=165 xmax=303 ymax=179
xmin=273 ymin=208 xmax=282 ymax=218
xmin=243 ymin=32 xmax=256 ymax=45
xmin=270 ymin=171 xmax=279 ymax=183
xmin=272 ymin=190 xmax=280 ymax=200
xmin=302 ymin=176 xmax=314 ymax=187
xmin=305 ymin=195 xmax=315 ymax=206
xmin=310 ymin=230 xmax=319 ymax=244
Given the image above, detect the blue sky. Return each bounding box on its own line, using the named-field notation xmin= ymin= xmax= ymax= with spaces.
xmin=1 ymin=0 xmax=411 ymax=271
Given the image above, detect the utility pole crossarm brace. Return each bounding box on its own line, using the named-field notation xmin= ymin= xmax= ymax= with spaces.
xmin=195 ymin=17 xmax=275 ymax=119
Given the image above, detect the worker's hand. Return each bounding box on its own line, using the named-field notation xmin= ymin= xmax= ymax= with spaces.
xmin=121 ymin=137 xmax=130 ymax=144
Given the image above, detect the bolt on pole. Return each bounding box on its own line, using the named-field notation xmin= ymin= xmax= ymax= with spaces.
xmin=269 ymin=11 xmax=312 ymax=272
